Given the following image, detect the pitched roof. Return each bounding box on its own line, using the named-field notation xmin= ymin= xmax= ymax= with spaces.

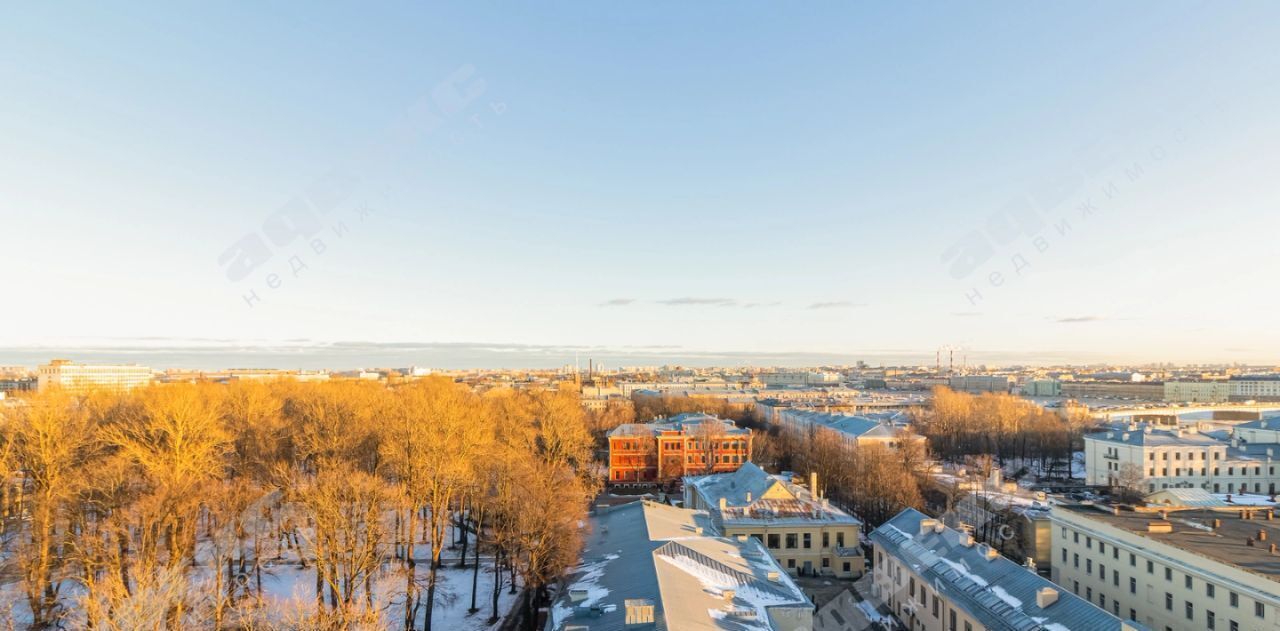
xmin=686 ymin=463 xmax=861 ymax=528
xmin=870 ymin=508 xmax=1133 ymax=631
xmin=546 ymin=501 xmax=812 ymax=631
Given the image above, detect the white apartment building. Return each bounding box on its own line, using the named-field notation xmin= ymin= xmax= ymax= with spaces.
xmin=1230 ymin=378 xmax=1280 ymax=402
xmin=869 ymin=508 xmax=1138 ymax=631
xmin=37 ymin=359 xmax=153 ymax=393
xmin=1164 ymin=380 xmax=1232 ymax=403
xmin=760 ymin=371 xmax=841 ymax=388
xmin=1052 ymin=501 xmax=1280 ymax=631
xmin=1084 ymin=424 xmax=1280 ymax=495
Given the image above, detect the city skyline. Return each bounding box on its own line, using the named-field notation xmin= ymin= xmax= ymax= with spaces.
xmin=4 ymin=3 xmax=1279 ymax=366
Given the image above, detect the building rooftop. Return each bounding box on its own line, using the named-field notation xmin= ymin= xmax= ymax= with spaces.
xmin=1056 ymin=502 xmax=1280 ymax=584
xmin=546 ymin=501 xmax=811 ymax=631
xmin=608 ymin=413 xmax=750 ymax=438
xmin=1085 ymin=426 xmax=1221 ymax=447
xmin=685 ymin=462 xmax=861 ymax=529
xmin=871 ymin=508 xmax=1134 ymax=631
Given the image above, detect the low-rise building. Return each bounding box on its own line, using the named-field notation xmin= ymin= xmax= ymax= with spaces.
xmin=1061 ymin=380 xmax=1165 ymax=400
xmin=545 ymin=500 xmax=813 ymax=631
xmin=1229 ymin=376 xmax=1280 ymax=402
xmin=1022 ymin=379 xmax=1062 ymax=397
xmin=1164 ymin=380 xmax=1232 ymax=403
xmin=684 ymin=464 xmax=864 ymax=578
xmin=948 ymin=375 xmax=1012 ymax=394
xmin=1052 ymin=500 xmax=1280 ymax=631
xmin=1084 ymin=423 xmax=1280 ymax=495
xmin=37 ymin=359 xmax=153 ymax=393
xmin=775 ymin=408 xmax=924 ymax=451
xmin=607 ymin=413 xmax=752 ymax=484
xmin=870 ymin=508 xmax=1140 ymax=631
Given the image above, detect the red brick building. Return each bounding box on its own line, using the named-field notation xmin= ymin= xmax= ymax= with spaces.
xmin=607 ymin=413 xmax=752 ymax=484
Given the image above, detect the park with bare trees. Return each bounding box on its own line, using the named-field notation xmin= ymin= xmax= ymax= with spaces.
xmin=0 ymin=378 xmax=597 ymax=630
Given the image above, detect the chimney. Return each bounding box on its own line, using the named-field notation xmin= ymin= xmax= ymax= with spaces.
xmin=1248 ymin=537 xmax=1256 ymax=547
xmin=920 ymin=519 xmax=939 ymax=536
xmin=695 ymin=527 xmax=704 ymax=535
xmin=961 ymin=533 xmax=975 ymax=547
xmin=746 ymin=492 xmax=752 ymax=503
xmin=1024 ymin=557 xmax=1037 ymax=571
xmin=719 ymin=497 xmax=727 ymax=511
xmin=722 ymin=590 xmax=736 ymax=602
xmin=1259 ymin=530 xmax=1268 ymax=542
xmin=1271 ymin=543 xmax=1278 ymax=555
xmin=810 ymin=471 xmax=819 ymax=498
xmin=1036 ymin=587 xmax=1059 ymax=608
xmin=1214 ymin=519 xmax=1222 ymax=529
xmin=767 ymin=571 xmax=781 ymax=582
xmin=981 ymin=544 xmax=999 ymax=561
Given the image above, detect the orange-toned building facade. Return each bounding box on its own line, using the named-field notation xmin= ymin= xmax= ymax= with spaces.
xmin=607 ymin=413 xmax=753 ymax=484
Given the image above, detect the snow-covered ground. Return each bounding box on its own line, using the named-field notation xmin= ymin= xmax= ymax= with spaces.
xmin=0 ymin=527 xmax=517 ymax=630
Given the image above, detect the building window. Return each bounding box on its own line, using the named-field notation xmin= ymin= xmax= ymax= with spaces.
xmin=1165 ymin=567 xmax=1172 ymax=581
xmin=1207 ymin=584 xmax=1215 ymax=598
xmin=823 ymin=532 xmax=830 ymax=548
xmin=785 ymin=534 xmax=797 ymax=549
xmin=1208 ymin=610 xmax=1216 ymax=629
xmin=1187 ymin=602 xmax=1195 ymax=620
xmin=1166 ymin=593 xmax=1173 ymax=611
xmin=1130 ymin=553 xmax=1136 ymax=566
xmin=822 ymin=557 xmax=830 ymax=568
xmin=843 ymin=562 xmax=850 ymax=572
xmin=803 ymin=533 xmax=811 ymax=549
xmin=1074 ymin=554 xmax=1079 ymax=568
xmin=1256 ymin=602 xmax=1265 ymax=619
xmin=1062 ymin=548 xmax=1067 ymax=563
xmin=1147 ymin=560 xmax=1154 ymax=574
xmin=836 ymin=532 xmax=845 ymax=547
xmin=1231 ymin=592 xmax=1239 ymax=608
xmin=1129 ymin=576 xmax=1137 ymax=594
xmin=787 ymin=558 xmax=795 ymax=568
xmin=768 ymin=534 xmax=780 ymax=549
xmin=1186 ymin=575 xmax=1193 ymax=589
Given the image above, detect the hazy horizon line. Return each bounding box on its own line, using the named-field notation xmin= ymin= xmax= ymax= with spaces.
xmin=0 ymin=338 xmax=1272 ymax=372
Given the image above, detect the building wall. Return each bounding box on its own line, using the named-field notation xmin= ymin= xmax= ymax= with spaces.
xmin=1164 ymin=381 xmax=1232 ymax=403
xmin=871 ymin=541 xmax=986 ymax=631
xmin=1051 ymin=509 xmax=1280 ymax=631
xmin=1060 ymin=381 xmax=1164 ymax=400
xmin=37 ymin=360 xmax=153 ymax=393
xmin=1085 ymin=433 xmax=1280 ymax=494
xmin=718 ymin=522 xmax=862 ymax=579
xmin=607 ymin=432 xmax=751 ymax=483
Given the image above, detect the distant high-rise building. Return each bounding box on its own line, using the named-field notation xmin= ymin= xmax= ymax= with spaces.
xmin=37 ymin=359 xmax=153 ymax=393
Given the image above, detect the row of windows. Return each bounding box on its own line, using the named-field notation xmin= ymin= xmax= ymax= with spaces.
xmin=882 ymin=559 xmax=975 ymax=631
xmin=1060 ymin=528 xmax=1270 ymax=624
xmin=758 ymin=531 xmax=846 ymax=549
xmin=1069 ymin=577 xmax=1250 ymax=631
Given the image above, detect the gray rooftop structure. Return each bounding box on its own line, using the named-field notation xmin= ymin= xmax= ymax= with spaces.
xmin=684 ymin=462 xmax=861 ymax=530
xmin=1054 ymin=503 xmax=1280 ymax=584
xmin=608 ymin=412 xmax=751 ymax=439
xmin=870 ymin=508 xmax=1138 ymax=631
xmin=545 ymin=501 xmax=813 ymax=631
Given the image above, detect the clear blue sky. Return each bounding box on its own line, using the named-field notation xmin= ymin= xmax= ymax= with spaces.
xmin=2 ymin=2 xmax=1278 ymax=368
